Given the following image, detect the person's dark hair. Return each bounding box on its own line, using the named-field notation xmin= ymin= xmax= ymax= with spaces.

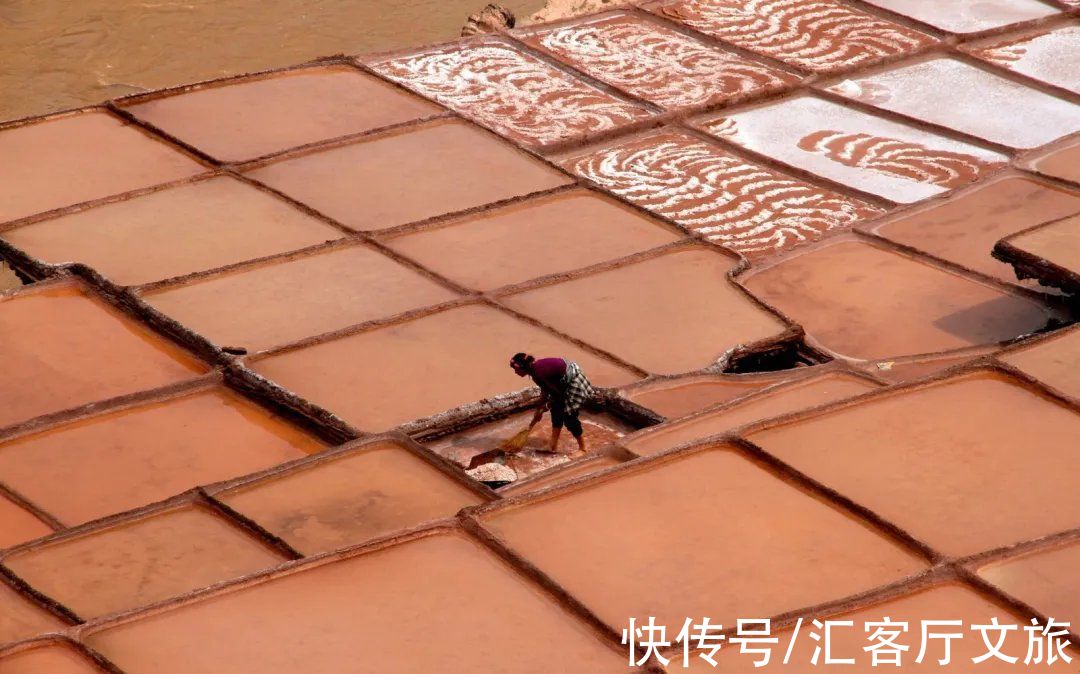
xmin=510 ymin=352 xmax=535 ymax=368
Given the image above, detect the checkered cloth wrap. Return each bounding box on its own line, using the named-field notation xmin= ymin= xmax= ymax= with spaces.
xmin=560 ymin=361 xmax=595 ymax=415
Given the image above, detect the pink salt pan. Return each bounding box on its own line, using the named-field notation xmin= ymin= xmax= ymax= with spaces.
xmin=978 ymin=540 xmax=1080 ymax=630
xmin=251 ymin=304 xmax=636 ymax=431
xmin=624 ymin=372 xmax=879 ymax=456
xmin=859 ymin=0 xmax=1058 ymax=34
xmin=143 ymin=244 xmax=458 ymax=352
xmin=85 ymin=532 xmax=626 ymax=673
xmin=828 ymin=58 xmax=1080 ymax=149
xmin=696 ymin=583 xmax=1044 ymax=673
xmin=0 ymin=112 xmax=204 ymax=224
xmin=623 ymin=371 xmax=800 ymax=418
xmin=1000 ymin=327 xmax=1080 ymax=402
xmin=382 ymin=190 xmax=682 ymax=290
xmin=0 ymin=642 xmax=104 ymax=674
xmin=0 ymin=495 xmax=51 ymax=549
xmin=0 ymin=387 xmax=323 ymax=527
xmin=483 ymin=447 xmax=924 ymax=631
xmin=503 ymin=248 xmax=789 ymax=375
xmin=246 ymin=119 xmax=571 ymax=232
xmin=968 ymin=27 xmax=1080 ymax=95
xmin=2 ymin=177 xmax=343 ymax=286
xmin=0 ymin=582 xmax=67 ymax=647
xmin=124 ymin=65 xmax=441 ymax=162
xmin=748 ymin=372 xmax=1080 ymax=557
xmin=220 ymin=442 xmax=483 ymax=555
xmin=3 ymin=505 xmax=285 ymax=618
xmin=868 ymin=176 xmax=1080 ymax=285
xmin=742 ymin=239 xmax=1053 ymax=360
xmin=0 ymin=285 xmax=205 ymax=428
xmin=1023 ymin=139 xmax=1080 ymax=184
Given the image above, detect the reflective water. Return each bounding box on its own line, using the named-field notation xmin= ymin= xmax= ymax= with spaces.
xmin=0 ymin=0 xmax=544 ymax=122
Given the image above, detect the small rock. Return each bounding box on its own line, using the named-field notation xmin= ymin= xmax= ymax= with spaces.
xmin=462 ymin=3 xmax=515 ymax=37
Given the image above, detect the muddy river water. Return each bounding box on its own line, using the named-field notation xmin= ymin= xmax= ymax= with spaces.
xmin=0 ymin=0 xmax=544 ymax=123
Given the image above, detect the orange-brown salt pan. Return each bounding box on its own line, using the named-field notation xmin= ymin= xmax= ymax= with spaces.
xmin=695 ymin=583 xmax=1040 ymax=673
xmin=123 ymin=66 xmax=441 ymax=162
xmin=1000 ymin=327 xmax=1080 ymax=402
xmin=865 ymin=348 xmax=995 ymax=384
xmin=0 ymin=112 xmax=204 ymax=224
xmin=869 ymin=177 xmax=1080 ymax=285
xmin=143 ymin=244 xmax=458 ymax=352
xmin=3 ymin=505 xmax=285 ymax=618
xmin=427 ymin=410 xmax=632 ymax=479
xmin=748 ymin=372 xmax=1080 ymax=557
xmin=0 ymin=642 xmax=104 ymax=673
xmin=0 ymin=582 xmax=67 ymax=646
xmin=999 ymin=213 xmax=1080 ymax=286
xmin=503 ymin=248 xmax=789 ymax=374
xmin=483 ymin=447 xmax=924 ymax=631
xmin=622 ymin=372 xmax=797 ymax=418
xmin=0 ymin=285 xmax=205 ymax=428
xmin=978 ymin=540 xmax=1080 ymax=630
xmin=742 ymin=239 xmax=1052 ymax=360
xmin=382 ymin=190 xmax=681 ymax=290
xmin=0 ymin=495 xmax=51 ymax=549
xmin=84 ymin=532 xmax=625 ymax=673
xmin=219 ymin=442 xmax=482 ymax=555
xmin=2 ymin=177 xmax=343 ymax=286
xmin=245 ymin=119 xmax=571 ymax=232
xmin=1024 ymin=139 xmax=1080 ymax=184
xmin=625 ymin=372 xmax=879 ymax=456
xmin=250 ymin=304 xmax=636 ymax=431
xmin=0 ymin=388 xmax=323 ymax=527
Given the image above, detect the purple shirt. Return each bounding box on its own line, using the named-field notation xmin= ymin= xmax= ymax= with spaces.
xmin=531 ymin=357 xmax=567 ymax=396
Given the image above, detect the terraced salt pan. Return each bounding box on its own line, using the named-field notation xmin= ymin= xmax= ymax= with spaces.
xmin=0 ymin=642 xmax=104 ymax=673
xmin=968 ymin=27 xmax=1080 ymax=94
xmin=143 ymin=244 xmax=458 ymax=352
xmin=3 ymin=505 xmax=285 ymax=618
xmin=84 ymin=532 xmax=625 ymax=673
xmin=997 ymin=213 xmax=1080 ymax=291
xmin=624 ymin=372 xmax=879 ymax=456
xmin=0 ymin=582 xmax=67 ymax=647
xmin=978 ymin=540 xmax=1080 ymax=630
xmin=483 ymin=447 xmax=924 ymax=631
xmin=695 ymin=584 xmax=1041 ymax=672
xmin=0 ymin=388 xmax=323 ymax=526
xmin=865 ymin=348 xmax=996 ymax=383
xmin=1023 ymin=138 xmax=1080 ymax=183
xmin=499 ymin=453 xmax=625 ymax=496
xmin=427 ymin=410 xmax=632 ymax=479
xmin=651 ymin=0 xmax=932 ymax=73
xmin=382 ymin=190 xmax=681 ymax=291
xmin=503 ymin=249 xmax=789 ymax=374
xmin=123 ymin=65 xmax=441 ymax=162
xmin=742 ymin=239 xmax=1053 ymax=360
xmin=748 ymin=372 xmax=1080 ymax=556
xmin=522 ymin=12 xmax=798 ymax=109
xmin=1000 ymin=326 xmax=1080 ymax=401
xmin=1 ymin=177 xmax=343 ymax=286
xmin=0 ymin=284 xmax=205 ymax=428
xmin=371 ymin=38 xmax=650 ymax=147
xmin=704 ymin=95 xmax=1006 ymax=203
xmin=219 ymin=441 xmax=483 ymax=555
xmin=622 ymin=371 xmax=801 ymax=418
xmin=0 ymin=494 xmax=51 ymax=549
xmin=246 ymin=119 xmax=571 ymax=232
xmin=828 ymin=58 xmax=1080 ymax=149
xmin=250 ymin=304 xmax=636 ymax=431
xmin=0 ymin=112 xmax=204 ymax=224
xmin=561 ymin=129 xmax=883 ymax=257
xmin=860 ymin=0 xmax=1058 ymax=33
xmin=869 ymin=176 xmax=1080 ymax=284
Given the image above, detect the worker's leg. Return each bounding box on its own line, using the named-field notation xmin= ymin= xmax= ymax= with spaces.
xmin=549 ymin=404 xmax=565 ymax=453
xmin=565 ymin=411 xmax=586 ymax=452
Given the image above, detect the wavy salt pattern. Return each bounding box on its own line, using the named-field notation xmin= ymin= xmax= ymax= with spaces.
xmin=371 ymin=39 xmax=649 ymax=146
xmin=653 ymin=0 xmax=931 ymax=73
xmin=562 ymin=130 xmax=882 ymax=257
xmin=526 ymin=13 xmax=798 ymax=109
xmin=706 ymin=96 xmax=1006 ymax=203
xmin=970 ymin=27 xmax=1080 ymax=95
